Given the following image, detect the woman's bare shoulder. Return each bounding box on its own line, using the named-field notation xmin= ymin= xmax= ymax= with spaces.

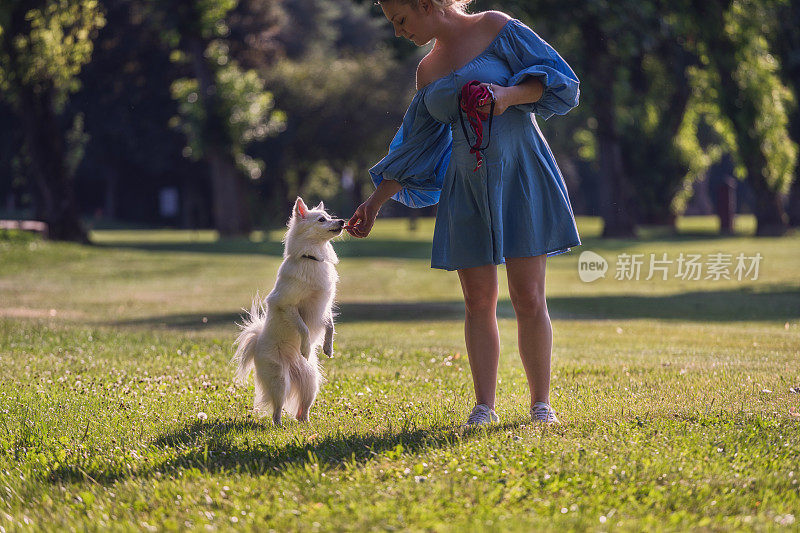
xmin=416 ymin=52 xmax=441 ymax=91
xmin=477 ymin=10 xmax=512 ymax=31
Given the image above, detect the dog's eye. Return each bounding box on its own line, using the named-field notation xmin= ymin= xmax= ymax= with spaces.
xmin=318 ymin=217 xmax=326 ymax=222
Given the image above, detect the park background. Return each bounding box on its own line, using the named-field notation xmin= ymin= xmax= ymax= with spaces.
xmin=1 ymin=0 xmax=799 ymax=531
xmin=1 ymin=0 xmax=800 ymax=238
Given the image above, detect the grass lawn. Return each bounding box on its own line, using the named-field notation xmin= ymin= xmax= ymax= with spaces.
xmin=0 ymin=215 xmax=798 ymax=531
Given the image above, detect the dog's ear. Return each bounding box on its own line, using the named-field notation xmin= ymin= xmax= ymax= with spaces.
xmin=294 ymin=197 xmax=308 ymax=219
xmin=315 ymin=201 xmax=324 ymax=211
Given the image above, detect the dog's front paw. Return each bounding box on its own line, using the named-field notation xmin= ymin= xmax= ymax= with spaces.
xmin=301 ymin=340 xmax=311 ymax=359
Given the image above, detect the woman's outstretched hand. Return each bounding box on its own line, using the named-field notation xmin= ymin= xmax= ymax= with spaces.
xmin=346 ymin=179 xmax=401 ymax=238
xmin=347 ymin=199 xmax=379 ymax=238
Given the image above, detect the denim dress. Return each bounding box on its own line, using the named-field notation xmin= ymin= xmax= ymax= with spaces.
xmin=369 ymin=19 xmax=582 ymax=271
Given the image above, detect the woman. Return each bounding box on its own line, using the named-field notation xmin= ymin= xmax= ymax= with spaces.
xmin=346 ymin=0 xmax=581 ymax=426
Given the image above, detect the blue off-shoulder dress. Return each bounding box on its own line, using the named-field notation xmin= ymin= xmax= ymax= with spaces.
xmin=369 ymin=18 xmax=582 ymax=271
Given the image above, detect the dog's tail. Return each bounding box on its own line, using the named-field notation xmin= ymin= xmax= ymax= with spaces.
xmin=232 ymin=296 xmax=267 ymax=384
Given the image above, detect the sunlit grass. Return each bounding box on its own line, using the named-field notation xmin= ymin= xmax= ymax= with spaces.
xmin=0 ymin=215 xmax=798 ymax=530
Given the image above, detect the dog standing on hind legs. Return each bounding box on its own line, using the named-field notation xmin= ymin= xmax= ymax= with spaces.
xmin=233 ymin=197 xmax=344 ymax=426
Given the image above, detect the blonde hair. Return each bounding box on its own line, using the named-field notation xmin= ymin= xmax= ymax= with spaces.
xmin=378 ymin=0 xmax=475 ymax=14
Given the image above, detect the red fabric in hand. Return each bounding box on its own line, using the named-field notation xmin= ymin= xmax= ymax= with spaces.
xmin=459 ymin=81 xmax=494 ymax=171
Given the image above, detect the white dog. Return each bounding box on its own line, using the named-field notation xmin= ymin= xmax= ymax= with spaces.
xmin=233 ymin=197 xmax=344 ymax=425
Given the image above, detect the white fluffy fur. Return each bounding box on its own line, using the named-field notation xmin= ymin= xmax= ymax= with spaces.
xmin=232 ymin=197 xmax=343 ymax=425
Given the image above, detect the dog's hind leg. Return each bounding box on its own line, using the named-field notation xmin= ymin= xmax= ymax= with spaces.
xmin=294 ymin=362 xmax=320 ymax=422
xmin=254 ymin=360 xmax=287 ymax=427
xmin=322 ymin=316 xmax=334 ymax=357
xmin=269 ymin=373 xmax=288 ymax=427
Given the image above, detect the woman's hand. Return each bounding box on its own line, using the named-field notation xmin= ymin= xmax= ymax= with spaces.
xmin=346 ymin=179 xmax=402 ymax=238
xmin=478 ymin=78 xmax=545 ymax=116
xmin=477 ymin=83 xmax=511 ymax=116
xmin=347 ymin=198 xmax=380 ymax=238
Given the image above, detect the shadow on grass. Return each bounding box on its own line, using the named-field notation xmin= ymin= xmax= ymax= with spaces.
xmin=108 ymin=301 xmax=511 ymax=330
xmin=548 ymin=284 xmax=800 ymax=322
xmin=93 ymin=227 xmax=777 ymax=259
xmin=48 ymin=417 xmax=530 ymax=484
xmin=96 ymin=238 xmax=433 ymax=260
xmin=572 ymin=232 xmax=764 ymax=254
xmin=109 ymin=284 xmax=799 ymax=330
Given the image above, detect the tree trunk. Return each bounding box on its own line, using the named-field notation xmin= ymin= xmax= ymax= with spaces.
xmin=1 ymin=3 xmax=87 ymax=243
xmin=771 ymin=0 xmax=800 ymax=227
xmin=207 ymin=147 xmax=251 ymax=236
xmin=17 ymin=83 xmax=88 ymax=243
xmin=705 ymin=0 xmax=789 ymax=236
xmin=648 ymin=42 xmax=696 ymax=229
xmin=748 ymin=164 xmax=789 ymax=236
xmin=582 ymin=20 xmax=637 ymax=238
xmin=788 ymin=176 xmax=800 ymax=227
xmin=186 ymin=36 xmax=251 ymax=236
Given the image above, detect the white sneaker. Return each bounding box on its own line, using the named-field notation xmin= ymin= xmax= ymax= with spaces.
xmin=463 ymin=404 xmax=500 ymax=427
xmin=531 ymin=402 xmax=560 ymax=424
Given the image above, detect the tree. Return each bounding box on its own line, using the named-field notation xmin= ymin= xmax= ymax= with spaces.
xmin=66 ymin=0 xmax=207 ymax=226
xmin=261 ymin=50 xmax=411 ymax=213
xmin=252 ymin=0 xmax=412 ymax=221
xmin=509 ymin=0 xmax=641 ymax=237
xmin=510 ymin=0 xmax=797 ymax=237
xmin=699 ymin=0 xmax=797 ymax=235
xmin=148 ymin=0 xmax=284 ymax=236
xmin=0 ymin=0 xmax=105 ymax=241
xmin=769 ymin=0 xmax=800 ymax=227
xmin=616 ymin=0 xmax=701 ymax=228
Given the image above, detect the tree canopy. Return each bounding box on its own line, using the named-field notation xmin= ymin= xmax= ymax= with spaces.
xmin=0 ymin=0 xmax=797 ymax=239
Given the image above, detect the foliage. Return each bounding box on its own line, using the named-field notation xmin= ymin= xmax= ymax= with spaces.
xmin=263 ymin=49 xmax=409 ymax=192
xmin=251 ymin=0 xmax=412 ymax=215
xmin=0 ymin=0 xmax=105 ymax=241
xmin=723 ymin=0 xmax=796 ymax=196
xmin=155 ymin=0 xmax=285 ymax=178
xmin=674 ymin=69 xmax=732 ymax=211
xmin=290 ymin=161 xmax=341 ymax=202
xmin=1 ymin=0 xmax=798 ymax=235
xmin=169 ymin=40 xmax=285 ymax=180
xmin=149 ymin=0 xmax=236 ymax=46
xmin=0 ymin=0 xmax=106 ymax=111
xmin=510 ymin=0 xmax=797 ymax=230
xmin=616 ymin=28 xmax=698 ymax=222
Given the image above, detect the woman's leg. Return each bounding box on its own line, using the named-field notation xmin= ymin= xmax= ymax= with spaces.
xmin=457 ymin=264 xmax=500 ymax=409
xmin=505 ymin=255 xmax=552 ymax=407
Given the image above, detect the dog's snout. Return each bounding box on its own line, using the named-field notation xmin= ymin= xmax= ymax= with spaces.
xmin=337 ymin=219 xmax=345 ymax=227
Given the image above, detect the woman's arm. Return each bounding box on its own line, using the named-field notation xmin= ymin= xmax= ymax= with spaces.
xmin=367 ymin=178 xmax=404 ymax=207
xmin=499 ymin=77 xmax=545 ymax=107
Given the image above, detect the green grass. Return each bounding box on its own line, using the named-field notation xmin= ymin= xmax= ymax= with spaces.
xmin=0 ymin=215 xmax=799 ymax=531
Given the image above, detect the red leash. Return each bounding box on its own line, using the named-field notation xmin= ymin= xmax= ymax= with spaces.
xmin=459 ymin=81 xmax=495 ymax=171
